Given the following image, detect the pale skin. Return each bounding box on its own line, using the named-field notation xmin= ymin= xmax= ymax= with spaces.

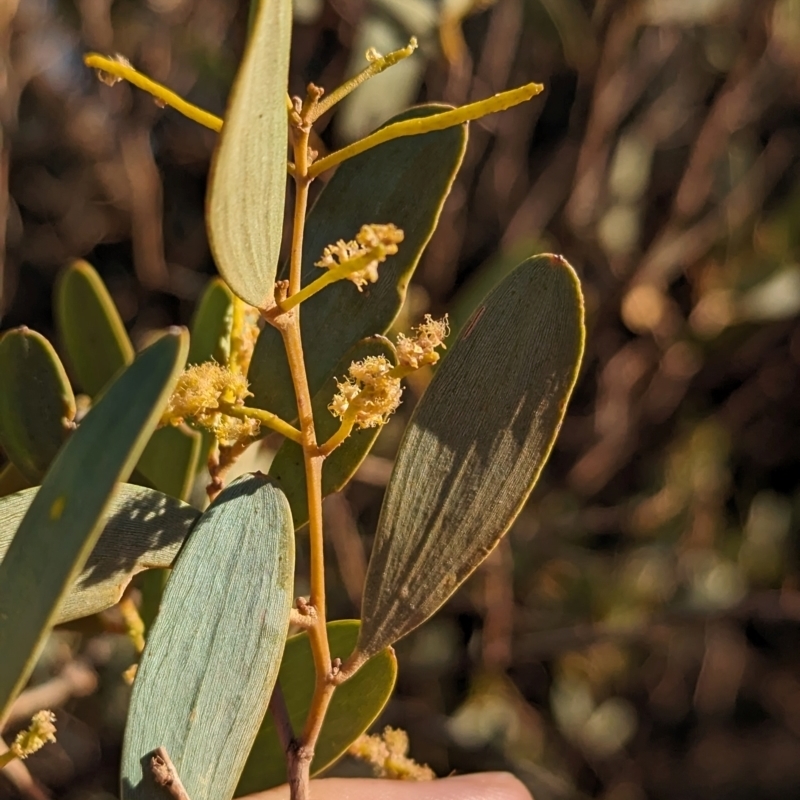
xmin=247 ymin=773 xmax=533 ymax=800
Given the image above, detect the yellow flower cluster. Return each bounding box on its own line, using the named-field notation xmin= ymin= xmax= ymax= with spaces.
xmin=329 ymin=355 xmax=402 ymax=429
xmin=315 ymin=223 xmax=404 ymax=291
xmin=349 ymin=726 xmax=435 ymax=780
xmin=395 ymin=314 xmax=450 ymax=369
xmin=11 ymin=711 xmax=57 ymax=759
xmin=160 ymin=362 xmax=259 ymax=446
xmin=326 ymin=315 xmax=449 ymax=435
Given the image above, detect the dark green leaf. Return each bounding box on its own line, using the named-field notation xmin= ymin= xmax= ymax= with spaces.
xmin=0 ymin=484 xmax=198 ymax=624
xmin=236 ymin=620 xmax=397 ymax=794
xmin=206 ymin=0 xmax=292 ymax=308
xmin=188 ymin=278 xmax=235 ymax=366
xmin=121 ymin=473 xmax=294 ymax=800
xmin=0 ymin=330 xmax=188 ymax=720
xmin=0 ymin=328 xmax=76 ymax=482
xmin=269 ymin=337 xmax=396 ymax=527
xmin=136 ymin=425 xmax=202 ymax=502
xmin=357 ymin=255 xmax=585 ymax=659
xmin=55 ymin=259 xmax=134 ymax=396
xmin=248 ymin=105 xmax=467 ymax=421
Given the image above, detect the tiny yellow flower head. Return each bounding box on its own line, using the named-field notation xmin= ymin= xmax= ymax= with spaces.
xmin=329 ymin=355 xmax=402 ymax=428
xmin=11 ymin=711 xmax=57 ymax=759
xmin=395 ymin=314 xmax=450 ymax=370
xmin=349 ymin=726 xmax=435 ymax=781
xmin=95 ymin=53 xmax=131 ymax=86
xmin=160 ymin=362 xmax=259 ymax=446
xmin=315 ymin=223 xmax=404 ymax=291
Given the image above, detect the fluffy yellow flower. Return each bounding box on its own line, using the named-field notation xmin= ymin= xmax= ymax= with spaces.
xmin=316 ymin=224 xmax=404 ymax=291
xmin=11 ymin=711 xmax=57 ymax=759
xmin=161 ymin=362 xmax=259 ymax=446
xmin=329 ymin=355 xmax=402 ymax=428
xmin=395 ymin=314 xmax=450 ymax=370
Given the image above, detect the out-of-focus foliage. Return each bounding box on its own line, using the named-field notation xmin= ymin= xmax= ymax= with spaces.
xmin=2 ymin=0 xmax=800 ymax=799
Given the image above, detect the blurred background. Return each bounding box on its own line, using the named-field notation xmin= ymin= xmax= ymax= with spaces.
xmin=3 ymin=0 xmax=800 ymax=798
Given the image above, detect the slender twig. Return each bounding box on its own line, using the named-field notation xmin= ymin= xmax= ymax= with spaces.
xmin=318 ymin=410 xmax=357 ymax=457
xmin=83 ymin=55 xmax=299 ymax=177
xmin=310 ymin=38 xmax=418 ymax=122
xmin=274 ymin=100 xmax=339 ymax=800
xmin=83 ymin=54 xmax=223 ymax=132
xmin=308 ymin=82 xmax=544 ymax=178
xmin=217 ymin=403 xmax=302 ymax=443
xmin=288 ymin=141 xmax=311 ymax=297
xmin=279 ymin=247 xmax=389 ymax=313
xmin=151 ymin=747 xmax=192 ymax=800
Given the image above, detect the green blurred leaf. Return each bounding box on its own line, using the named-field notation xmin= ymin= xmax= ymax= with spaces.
xmin=188 ymin=277 xmax=235 ymax=366
xmin=248 ymin=105 xmax=467 ymax=421
xmin=0 ymin=328 xmax=76 ymax=482
xmin=121 ymin=473 xmax=294 ymax=800
xmin=236 ymin=620 xmax=397 ymax=794
xmin=269 ymin=336 xmax=396 ymax=527
xmin=357 ymin=255 xmax=585 ymax=659
xmin=137 ymin=425 xmax=202 ymax=502
xmin=0 ymin=484 xmax=198 ymax=624
xmin=55 ymin=259 xmax=134 ymax=396
xmin=206 ymin=0 xmax=291 ymax=308
xmin=0 ymin=330 xmax=188 ymax=720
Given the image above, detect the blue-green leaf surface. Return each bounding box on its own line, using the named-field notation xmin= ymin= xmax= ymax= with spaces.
xmin=206 ymin=0 xmax=292 ymax=308
xmin=0 ymin=330 xmax=188 ymax=720
xmin=121 ymin=473 xmax=294 ymax=800
xmin=0 ymin=484 xmax=198 ymax=624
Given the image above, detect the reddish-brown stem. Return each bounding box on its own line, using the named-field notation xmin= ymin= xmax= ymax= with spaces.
xmin=278 ymin=110 xmax=336 ymax=800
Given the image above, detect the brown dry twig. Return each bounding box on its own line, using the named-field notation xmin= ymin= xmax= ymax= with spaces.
xmin=151 ymin=747 xmax=192 ymax=800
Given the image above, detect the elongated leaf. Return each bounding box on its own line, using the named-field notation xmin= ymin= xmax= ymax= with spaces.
xmin=236 ymin=620 xmax=397 ymax=794
xmin=269 ymin=337 xmax=396 ymax=527
xmin=188 ymin=277 xmax=235 ymax=366
xmin=55 ymin=259 xmax=134 ymax=396
xmin=0 ymin=330 xmax=188 ymax=720
xmin=0 ymin=328 xmax=76 ymax=482
xmin=137 ymin=425 xmax=202 ymax=502
xmin=121 ymin=473 xmax=294 ymax=800
xmin=0 ymin=485 xmax=198 ymax=624
xmin=206 ymin=0 xmax=292 ymax=308
xmin=357 ymin=255 xmax=585 ymax=659
xmin=248 ymin=105 xmax=467 ymax=421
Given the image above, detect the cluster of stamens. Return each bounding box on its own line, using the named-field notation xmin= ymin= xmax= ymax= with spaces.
xmin=315 ymin=224 xmax=404 ymax=291
xmin=160 ymin=362 xmax=259 ymax=446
